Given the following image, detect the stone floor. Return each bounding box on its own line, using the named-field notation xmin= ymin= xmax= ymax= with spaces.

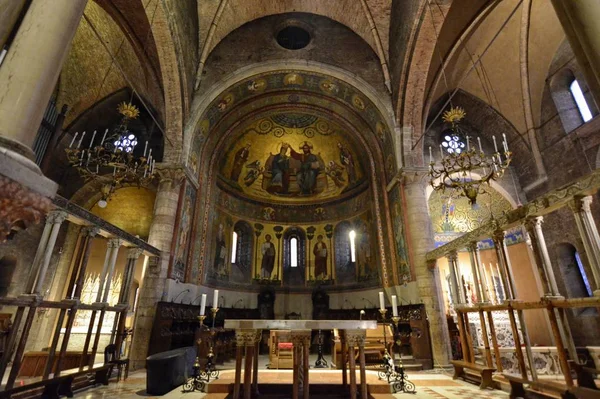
xmin=71 ymin=367 xmax=511 ymax=399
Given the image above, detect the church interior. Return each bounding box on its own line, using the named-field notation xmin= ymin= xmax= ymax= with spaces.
xmin=1 ymin=1 xmax=600 ymax=398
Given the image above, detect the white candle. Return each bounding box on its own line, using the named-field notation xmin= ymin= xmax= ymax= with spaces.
xmin=477 ymin=137 xmax=483 ymax=153
xmin=439 ymin=144 xmax=444 ymax=159
xmin=77 ymin=131 xmax=86 ymax=149
xmin=200 ymin=294 xmax=207 ymax=316
xmin=429 ymin=146 xmax=433 ymax=164
xmin=88 ymin=130 xmax=97 ymax=149
xmin=148 ymin=148 xmax=152 ymax=159
xmin=466 ymin=136 xmax=470 ymax=151
xmin=143 ymin=141 xmax=148 ymax=157
xmin=502 ymin=133 xmax=508 ymax=152
xmin=492 ymin=135 xmax=498 ymax=152
xmin=152 ymin=159 xmax=156 ymax=173
xmin=100 ymin=129 xmax=108 ymax=145
xmin=391 ymin=295 xmax=398 ymax=317
xmin=113 ymin=165 xmax=116 ymax=176
xmin=379 ymin=291 xmax=385 ymax=310
xmin=69 ymin=132 xmax=78 ymax=148
xmin=213 ymin=290 xmax=219 ymax=309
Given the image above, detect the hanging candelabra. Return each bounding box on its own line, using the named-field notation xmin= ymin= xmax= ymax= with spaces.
xmin=64 ymin=102 xmax=156 ymax=206
xmin=428 ymin=107 xmax=512 ymax=205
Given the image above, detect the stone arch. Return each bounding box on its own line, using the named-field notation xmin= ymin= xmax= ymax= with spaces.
xmin=548 ymin=68 xmax=586 ymax=134
xmin=334 ymin=221 xmax=355 ymax=286
xmin=282 ymin=227 xmax=306 ymax=286
xmin=231 ymin=220 xmax=254 ymax=284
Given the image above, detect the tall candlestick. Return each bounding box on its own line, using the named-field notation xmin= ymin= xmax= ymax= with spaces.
xmin=379 ymin=291 xmax=385 ymax=310
xmin=200 ymin=294 xmax=207 ymax=316
xmin=88 ymin=130 xmax=97 ymax=149
xmin=77 ymin=131 xmax=86 ymax=149
xmin=391 ymin=295 xmax=398 ymax=317
xmin=69 ymin=132 xmax=78 ymax=148
xmin=213 ymin=290 xmax=219 ymax=309
xmin=492 ymin=135 xmax=498 ymax=152
xmin=100 ymin=129 xmax=108 ymax=146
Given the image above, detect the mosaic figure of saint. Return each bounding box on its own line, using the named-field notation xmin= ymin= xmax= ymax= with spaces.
xmin=230 ymin=143 xmax=251 ymax=182
xmin=313 ymin=235 xmax=328 ymax=278
xmin=261 ymin=234 xmax=276 ymax=278
xmin=338 ymin=142 xmax=357 ymax=184
xmin=214 ymin=223 xmax=227 ymax=275
xmin=269 ymin=143 xmax=290 ymax=193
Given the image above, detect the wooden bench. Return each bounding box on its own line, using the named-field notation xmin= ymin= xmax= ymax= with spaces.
xmin=502 ymin=373 xmax=575 ymax=399
xmin=0 ymin=364 xmax=111 ymax=399
xmin=566 ymin=386 xmax=600 ymax=399
xmin=450 ymin=360 xmax=496 ymax=389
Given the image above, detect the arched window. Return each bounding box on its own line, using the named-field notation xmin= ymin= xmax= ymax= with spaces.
xmin=230 ymin=221 xmax=253 ymax=284
xmin=290 ymin=237 xmax=298 ymax=267
xmin=441 ymin=129 xmax=466 ymax=155
xmin=349 ymin=230 xmax=356 ymax=262
xmin=570 ymin=79 xmax=592 ymax=122
xmin=557 ymin=243 xmax=592 ymax=299
xmin=334 ymin=221 xmax=356 ymax=285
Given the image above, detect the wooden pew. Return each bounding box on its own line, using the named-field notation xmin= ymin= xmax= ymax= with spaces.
xmin=503 ymin=374 xmax=576 ymax=399
xmin=450 ymin=360 xmax=496 ymax=389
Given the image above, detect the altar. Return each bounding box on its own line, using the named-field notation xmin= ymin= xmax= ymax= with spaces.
xmin=223 ymin=319 xmax=377 ymax=399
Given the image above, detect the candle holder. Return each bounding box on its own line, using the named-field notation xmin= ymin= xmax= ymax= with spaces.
xmin=211 ymin=307 xmax=219 ymax=329
xmin=182 ymin=315 xmax=219 ymax=393
xmin=376 ymin=309 xmax=416 ymax=394
xmin=314 ymin=329 xmax=328 ymax=368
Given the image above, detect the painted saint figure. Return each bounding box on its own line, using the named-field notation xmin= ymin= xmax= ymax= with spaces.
xmin=214 ymin=223 xmax=227 ymax=276
xmin=269 ymin=143 xmax=290 ymax=193
xmin=261 ymin=234 xmax=276 ymax=279
xmin=230 ymin=143 xmax=251 ymax=182
xmin=313 ymin=235 xmax=328 ymax=278
xmin=289 ymin=141 xmax=321 ymax=195
xmin=337 ymin=142 xmax=357 ymax=184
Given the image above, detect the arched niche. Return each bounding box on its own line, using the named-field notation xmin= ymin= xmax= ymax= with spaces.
xmin=231 ymin=221 xmax=254 ymax=284
xmin=333 ymin=221 xmax=355 ymax=286
xmin=282 ymin=227 xmax=307 ymax=287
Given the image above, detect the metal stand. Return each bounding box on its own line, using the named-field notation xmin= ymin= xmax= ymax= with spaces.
xmin=314 ymin=329 xmax=328 ymax=368
xmin=182 ymin=312 xmax=220 ymax=393
xmin=376 ymin=309 xmax=416 ymax=394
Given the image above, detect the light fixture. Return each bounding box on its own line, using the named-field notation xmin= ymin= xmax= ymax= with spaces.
xmin=428 ymin=107 xmax=512 ymax=205
xmin=65 ymin=102 xmax=155 ymax=203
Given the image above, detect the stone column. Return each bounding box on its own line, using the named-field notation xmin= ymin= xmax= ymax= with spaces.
xmin=24 ymin=210 xmax=68 ymax=295
xmin=446 ymin=250 xmax=462 ymax=305
xmin=113 ymin=247 xmax=142 ymax=349
xmin=492 ymin=231 xmax=515 ymax=300
xmin=467 ymin=243 xmax=483 ymax=303
xmin=0 ymin=0 xmax=87 ymax=239
xmin=232 ymin=329 xmax=258 ymax=399
xmin=524 ymin=217 xmax=561 ymax=296
xmin=551 ymin=0 xmax=600 ymax=108
xmin=290 ymin=330 xmax=311 ymax=399
xmin=570 ymin=196 xmax=600 ymax=296
xmin=129 ymin=165 xmax=184 ymax=369
xmin=401 ymin=168 xmax=452 ymax=366
xmin=346 ymin=330 xmax=367 ymax=399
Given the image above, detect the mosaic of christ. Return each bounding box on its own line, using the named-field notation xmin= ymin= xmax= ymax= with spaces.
xmin=220 ymin=114 xmax=365 ymax=203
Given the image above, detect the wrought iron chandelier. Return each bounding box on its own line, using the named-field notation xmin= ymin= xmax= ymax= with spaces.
xmin=65 ymin=102 xmax=156 ymax=207
xmin=428 ymin=107 xmax=512 ymax=205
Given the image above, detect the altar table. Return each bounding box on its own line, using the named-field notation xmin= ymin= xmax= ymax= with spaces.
xmin=223 ymin=319 xmax=377 ymax=399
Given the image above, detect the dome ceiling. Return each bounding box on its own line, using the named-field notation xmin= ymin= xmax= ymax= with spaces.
xmin=218 ymin=112 xmax=366 ymax=205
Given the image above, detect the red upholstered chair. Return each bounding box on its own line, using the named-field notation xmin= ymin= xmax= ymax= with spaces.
xmin=269 ymin=330 xmax=294 ymax=369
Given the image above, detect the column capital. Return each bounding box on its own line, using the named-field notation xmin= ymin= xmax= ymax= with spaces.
xmin=48 ymin=210 xmax=68 ymax=224
xmin=491 ymin=229 xmax=506 ymax=244
xmin=82 ymin=226 xmax=100 ymax=237
xmin=466 ymin=241 xmax=479 ymax=252
xmin=235 ymin=329 xmax=260 ymax=347
xmin=524 ymin=216 xmax=544 ymax=231
xmin=154 ymin=164 xmax=186 ymax=188
xmin=290 ymin=330 xmax=312 ymax=346
xmin=569 ymin=195 xmax=593 ymax=213
xmin=344 ymin=329 xmax=367 ymax=347
xmin=107 ymin=238 xmax=123 ymax=248
xmin=127 ymin=247 xmax=143 ymax=260
xmin=446 ymin=250 xmax=458 ymax=261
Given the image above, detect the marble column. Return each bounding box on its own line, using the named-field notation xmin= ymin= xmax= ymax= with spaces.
xmin=346 ymin=330 xmax=368 ymax=399
xmin=113 ymin=247 xmax=143 ymax=348
xmin=446 ymin=250 xmax=462 ymax=305
xmin=467 ymin=243 xmax=484 ymax=303
xmin=232 ymin=329 xmax=259 ymax=399
xmin=492 ymin=231 xmax=515 ymax=300
xmin=570 ymin=196 xmax=600 ymax=296
xmin=129 ymin=165 xmax=184 ymax=369
xmin=524 ymin=217 xmax=561 ymax=296
xmin=0 ymin=0 xmax=87 ymax=240
xmin=551 ymin=0 xmax=600 ymax=108
xmin=290 ymin=330 xmax=311 ymax=399
xmin=24 ymin=210 xmax=68 ymax=295
xmin=401 ymin=168 xmax=452 ymax=366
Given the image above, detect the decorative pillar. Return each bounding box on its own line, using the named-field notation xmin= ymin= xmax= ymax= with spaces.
xmin=467 ymin=243 xmax=484 ymax=303
xmin=524 ymin=217 xmax=561 ymax=296
xmin=401 ymin=168 xmax=452 ymax=366
xmin=290 ymin=330 xmax=311 ymax=399
xmin=232 ymin=329 xmax=259 ymax=399
xmin=66 ymin=226 xmax=100 ymax=299
xmin=101 ymin=238 xmax=122 ymax=303
xmin=346 ymin=330 xmax=367 ymax=399
xmin=492 ymin=230 xmax=515 ymax=300
xmin=446 ymin=251 xmax=462 ymax=305
xmin=551 ymin=0 xmax=600 ymax=108
xmin=0 ymin=0 xmax=87 ymax=240
xmin=25 ymin=210 xmax=68 ymax=295
xmin=113 ymin=247 xmax=143 ymax=350
xmin=570 ymin=196 xmax=600 ymax=296
xmin=129 ymin=165 xmax=184 ymax=369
